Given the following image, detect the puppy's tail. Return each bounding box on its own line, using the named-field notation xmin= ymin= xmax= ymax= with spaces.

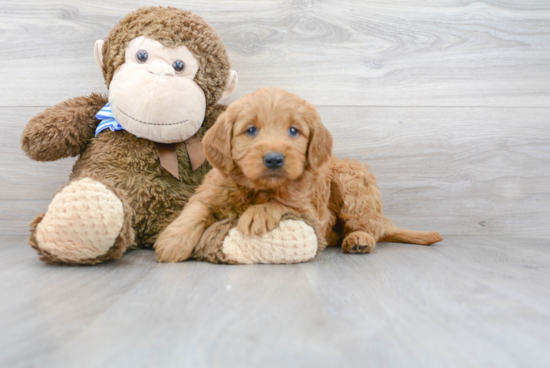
xmin=379 ymin=218 xmax=443 ymax=245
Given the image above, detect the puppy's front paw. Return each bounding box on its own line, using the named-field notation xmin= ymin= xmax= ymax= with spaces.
xmin=154 ymin=228 xmax=199 ymax=263
xmin=237 ymin=206 xmax=282 ymax=236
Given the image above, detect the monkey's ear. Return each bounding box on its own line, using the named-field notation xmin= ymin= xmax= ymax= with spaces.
xmin=202 ymin=111 xmax=234 ymax=173
xmin=94 ymin=40 xmax=105 ymax=69
xmin=218 ymin=70 xmax=238 ymax=104
xmin=306 ymin=106 xmax=333 ymax=170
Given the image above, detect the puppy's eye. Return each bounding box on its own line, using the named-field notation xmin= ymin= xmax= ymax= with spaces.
xmin=173 ymin=60 xmax=185 ymax=73
xmin=288 ymin=127 xmax=299 ymax=137
xmin=136 ymin=50 xmax=148 ymax=63
xmin=246 ymin=126 xmax=259 ymax=137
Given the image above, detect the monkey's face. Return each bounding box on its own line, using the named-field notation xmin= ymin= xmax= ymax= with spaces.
xmin=94 ymin=7 xmax=238 ymax=144
xmin=107 ymin=36 xmax=205 ymax=143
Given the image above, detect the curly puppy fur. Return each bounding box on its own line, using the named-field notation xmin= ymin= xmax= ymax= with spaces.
xmin=155 ymin=88 xmax=442 ymax=262
xmin=21 ymin=7 xmax=231 ymax=264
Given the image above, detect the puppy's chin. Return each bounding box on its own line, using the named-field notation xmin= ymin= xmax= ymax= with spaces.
xmin=250 ymin=174 xmax=290 ymax=190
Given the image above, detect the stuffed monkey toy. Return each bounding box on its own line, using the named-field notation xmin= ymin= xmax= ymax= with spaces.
xmin=21 ymin=7 xmax=320 ymax=265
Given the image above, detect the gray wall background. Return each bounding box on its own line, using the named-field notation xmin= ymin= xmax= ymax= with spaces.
xmin=1 ymin=0 xmax=548 ymax=238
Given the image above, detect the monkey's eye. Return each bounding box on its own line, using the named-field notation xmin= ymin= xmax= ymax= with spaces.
xmin=246 ymin=126 xmax=258 ymax=137
xmin=173 ymin=60 xmax=185 ymax=73
xmin=288 ymin=127 xmax=299 ymax=137
xmin=136 ymin=50 xmax=148 ymax=63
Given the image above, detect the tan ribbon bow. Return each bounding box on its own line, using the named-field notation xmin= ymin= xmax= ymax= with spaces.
xmin=156 ymin=134 xmax=206 ymax=179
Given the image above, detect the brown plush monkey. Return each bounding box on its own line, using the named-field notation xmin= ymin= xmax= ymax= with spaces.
xmin=21 ymin=7 xmax=238 ymax=264
xmin=21 ymin=6 xmax=321 ymax=265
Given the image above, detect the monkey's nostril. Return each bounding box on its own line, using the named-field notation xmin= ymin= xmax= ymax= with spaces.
xmin=263 ymin=152 xmax=285 ymax=169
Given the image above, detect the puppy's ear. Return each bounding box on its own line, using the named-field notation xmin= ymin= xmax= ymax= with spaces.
xmin=202 ymin=111 xmax=234 ymax=173
xmin=306 ymin=106 xmax=333 ymax=170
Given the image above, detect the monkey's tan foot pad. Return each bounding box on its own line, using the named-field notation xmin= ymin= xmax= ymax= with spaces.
xmin=221 ymin=219 xmax=318 ymax=264
xmin=31 ymin=178 xmax=125 ymax=264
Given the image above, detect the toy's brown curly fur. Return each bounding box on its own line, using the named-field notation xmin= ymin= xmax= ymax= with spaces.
xmin=21 ymin=7 xmax=231 ymax=264
xmin=21 ymin=93 xmax=108 ymax=162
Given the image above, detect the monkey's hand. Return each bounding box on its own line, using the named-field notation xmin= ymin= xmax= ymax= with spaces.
xmin=21 ymin=93 xmax=107 ymax=162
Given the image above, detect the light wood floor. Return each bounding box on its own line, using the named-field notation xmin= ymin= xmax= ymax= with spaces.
xmin=1 ymin=235 xmax=549 ymax=368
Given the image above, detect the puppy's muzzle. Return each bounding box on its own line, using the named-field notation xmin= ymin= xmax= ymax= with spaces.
xmin=263 ymin=152 xmax=285 ymax=169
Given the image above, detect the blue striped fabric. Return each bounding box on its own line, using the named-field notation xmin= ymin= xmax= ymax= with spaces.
xmin=95 ymin=103 xmax=125 ymax=136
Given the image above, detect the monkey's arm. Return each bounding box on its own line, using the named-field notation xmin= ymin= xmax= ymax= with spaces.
xmin=21 ymin=93 xmax=108 ymax=162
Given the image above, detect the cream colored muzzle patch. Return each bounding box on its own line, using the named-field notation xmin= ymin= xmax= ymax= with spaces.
xmin=107 ymin=36 xmax=206 ymax=143
xmin=109 ymin=64 xmax=206 ymax=143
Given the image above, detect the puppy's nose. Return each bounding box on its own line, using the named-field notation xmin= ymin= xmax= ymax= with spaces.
xmin=263 ymin=152 xmax=285 ymax=169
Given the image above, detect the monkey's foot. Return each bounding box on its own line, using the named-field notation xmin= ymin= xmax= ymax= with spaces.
xmin=194 ymin=217 xmax=320 ymax=264
xmin=29 ymin=178 xmax=133 ymax=265
xmin=222 ymin=220 xmax=318 ymax=264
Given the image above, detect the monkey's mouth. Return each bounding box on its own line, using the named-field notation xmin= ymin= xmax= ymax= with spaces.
xmin=116 ymin=106 xmax=189 ymax=126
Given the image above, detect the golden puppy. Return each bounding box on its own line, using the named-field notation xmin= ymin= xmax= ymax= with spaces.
xmin=155 ymin=87 xmax=442 ymax=262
